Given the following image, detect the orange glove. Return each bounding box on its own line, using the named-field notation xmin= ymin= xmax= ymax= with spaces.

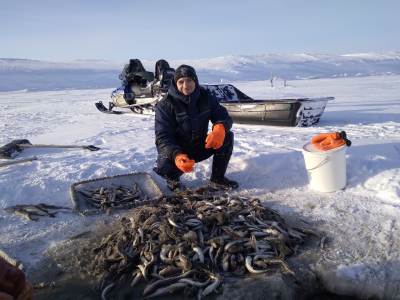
xmin=175 ymin=153 xmax=195 ymax=173
xmin=311 ymin=132 xmax=345 ymax=151
xmin=311 ymin=132 xmax=340 ymax=144
xmin=205 ymin=124 xmax=225 ymax=149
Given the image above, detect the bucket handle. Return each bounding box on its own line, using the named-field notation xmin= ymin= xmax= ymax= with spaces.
xmin=307 ymin=156 xmax=330 ymax=171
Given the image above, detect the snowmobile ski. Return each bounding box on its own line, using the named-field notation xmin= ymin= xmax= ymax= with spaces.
xmin=95 ymin=101 xmax=124 ymax=114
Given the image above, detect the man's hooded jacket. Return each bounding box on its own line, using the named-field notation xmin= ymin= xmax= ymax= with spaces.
xmin=155 ymin=80 xmax=233 ymax=161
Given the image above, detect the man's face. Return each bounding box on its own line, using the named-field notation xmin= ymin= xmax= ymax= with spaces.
xmin=176 ymin=77 xmax=196 ymax=95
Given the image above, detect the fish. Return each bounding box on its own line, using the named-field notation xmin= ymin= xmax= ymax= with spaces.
xmin=36 ymin=203 xmax=72 ymax=214
xmin=222 ymin=253 xmax=230 ymax=272
xmin=178 ymin=254 xmax=192 ymax=271
xmin=131 ymin=271 xmax=142 ymax=287
xmin=11 ymin=208 xmax=40 ymax=222
xmin=160 ymin=244 xmax=173 ymax=264
xmin=178 ymin=278 xmax=210 ymax=287
xmin=145 ymin=282 xmax=187 ymax=299
xmin=3 ymin=203 xmax=72 ymax=221
xmin=80 ymin=182 xmax=147 ymax=210
xmin=224 ymin=239 xmax=246 ymax=252
xmin=143 ymin=270 xmax=199 ymax=297
xmin=197 ymin=288 xmax=203 ymax=300
xmin=192 ymin=246 xmax=204 ymax=263
xmin=245 ymin=256 xmax=267 ymax=274
xmin=263 ymin=257 xmax=295 ymax=275
xmin=101 ymin=283 xmax=115 ymax=300
xmin=85 ymin=185 xmax=319 ymax=299
xmin=202 ymin=279 xmax=220 ymax=296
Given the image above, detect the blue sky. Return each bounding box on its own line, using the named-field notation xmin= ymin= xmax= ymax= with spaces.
xmin=0 ymin=0 xmax=399 ymax=61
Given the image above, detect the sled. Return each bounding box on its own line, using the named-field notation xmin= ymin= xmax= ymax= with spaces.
xmin=219 ymin=96 xmax=334 ymax=127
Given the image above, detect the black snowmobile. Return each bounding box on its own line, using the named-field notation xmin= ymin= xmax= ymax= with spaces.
xmin=95 ymin=58 xmax=333 ymax=126
xmin=95 ymin=59 xmax=175 ymax=114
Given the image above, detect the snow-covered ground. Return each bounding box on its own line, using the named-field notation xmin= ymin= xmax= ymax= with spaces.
xmin=0 ymin=53 xmax=400 ymax=299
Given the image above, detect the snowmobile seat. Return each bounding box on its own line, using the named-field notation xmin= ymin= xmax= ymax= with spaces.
xmin=128 ymin=59 xmax=146 ymax=72
xmin=127 ymin=71 xmax=154 ymax=84
xmin=159 ymin=68 xmax=175 ymax=87
xmin=155 ymin=59 xmax=171 ymax=80
xmin=125 ymin=59 xmax=154 ymax=84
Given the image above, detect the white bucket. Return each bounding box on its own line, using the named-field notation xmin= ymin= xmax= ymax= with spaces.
xmin=302 ymin=142 xmax=347 ymax=192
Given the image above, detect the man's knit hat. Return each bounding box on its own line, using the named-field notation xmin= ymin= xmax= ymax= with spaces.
xmin=173 ymin=65 xmax=199 ymax=86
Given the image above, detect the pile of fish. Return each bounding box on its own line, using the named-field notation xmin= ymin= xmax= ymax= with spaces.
xmin=87 ymin=185 xmax=323 ymax=299
xmin=77 ymin=183 xmax=146 ymax=210
xmin=3 ymin=203 xmax=72 ymax=221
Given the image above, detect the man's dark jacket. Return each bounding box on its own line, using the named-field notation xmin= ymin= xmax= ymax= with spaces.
xmin=155 ymin=80 xmax=233 ymax=161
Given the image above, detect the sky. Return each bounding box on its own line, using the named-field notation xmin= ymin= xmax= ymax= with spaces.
xmin=0 ymin=0 xmax=399 ymax=62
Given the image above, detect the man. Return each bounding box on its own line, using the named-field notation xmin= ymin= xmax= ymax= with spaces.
xmin=153 ymin=64 xmax=239 ymax=191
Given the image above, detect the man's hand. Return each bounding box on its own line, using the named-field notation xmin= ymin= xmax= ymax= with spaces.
xmin=205 ymin=124 xmax=225 ymax=149
xmin=0 ymin=258 xmax=26 ymax=298
xmin=175 ymin=153 xmax=195 ymax=173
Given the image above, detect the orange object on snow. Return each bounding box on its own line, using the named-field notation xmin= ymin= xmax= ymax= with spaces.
xmin=311 ymin=131 xmax=351 ymax=151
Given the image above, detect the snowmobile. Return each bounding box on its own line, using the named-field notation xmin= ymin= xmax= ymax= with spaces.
xmin=95 ymin=59 xmax=254 ymax=115
xmin=95 ymin=59 xmax=175 ymax=114
xmin=95 ymin=59 xmax=333 ymax=126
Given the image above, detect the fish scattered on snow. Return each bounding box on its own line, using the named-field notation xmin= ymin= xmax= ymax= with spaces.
xmin=3 ymin=203 xmax=72 ymax=221
xmin=82 ymin=185 xmax=322 ymax=298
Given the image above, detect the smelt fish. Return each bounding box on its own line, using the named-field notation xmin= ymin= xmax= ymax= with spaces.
xmin=101 ymin=283 xmax=115 ymax=300
xmin=146 ymin=282 xmax=187 ymax=299
xmin=263 ymin=257 xmax=295 ymax=275
xmin=245 ymin=256 xmax=267 ymax=274
xmin=192 ymin=246 xmax=204 ymax=263
xmin=168 ymin=218 xmax=187 ymax=231
xmin=178 ymin=278 xmax=210 ymax=287
xmin=202 ymin=279 xmax=220 ymax=296
xmin=143 ymin=270 xmax=199 ymax=297
xmin=224 ymin=239 xmax=245 ymax=252
xmin=178 ymin=254 xmax=192 ymax=270
xmin=197 ymin=288 xmax=203 ymax=300
xmin=131 ymin=271 xmax=142 ymax=287
xmin=150 ymin=273 xmax=165 ymax=280
xmin=160 ymin=244 xmax=173 ymax=264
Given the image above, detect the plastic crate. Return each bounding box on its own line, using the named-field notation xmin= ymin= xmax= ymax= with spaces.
xmin=69 ymin=172 xmax=163 ymax=214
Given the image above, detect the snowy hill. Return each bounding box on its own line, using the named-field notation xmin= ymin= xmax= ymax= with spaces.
xmin=0 ymin=52 xmax=399 ymax=92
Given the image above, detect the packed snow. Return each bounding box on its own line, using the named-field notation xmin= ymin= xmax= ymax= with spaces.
xmin=0 ymin=52 xmax=400 ymax=299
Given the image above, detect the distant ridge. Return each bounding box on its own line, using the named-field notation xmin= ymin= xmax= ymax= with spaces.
xmin=0 ymin=52 xmax=399 ymax=92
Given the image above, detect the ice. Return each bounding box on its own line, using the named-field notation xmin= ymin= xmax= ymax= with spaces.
xmin=0 ymin=54 xmax=400 ymax=299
